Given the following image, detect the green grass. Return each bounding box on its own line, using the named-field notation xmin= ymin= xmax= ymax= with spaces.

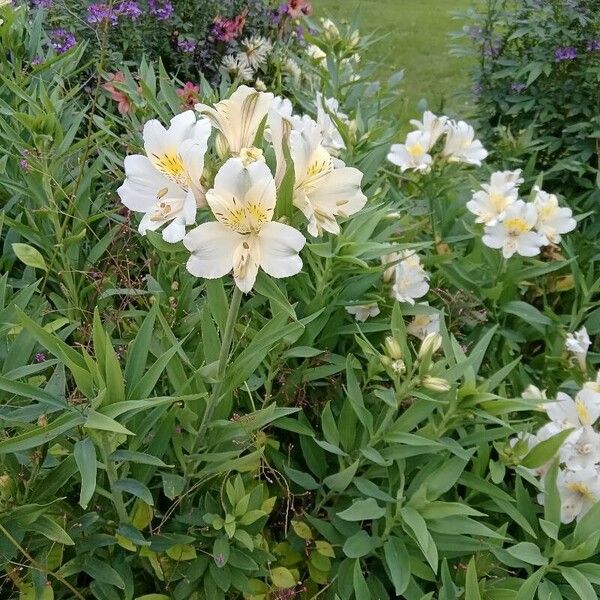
xmin=315 ymin=0 xmax=477 ymax=120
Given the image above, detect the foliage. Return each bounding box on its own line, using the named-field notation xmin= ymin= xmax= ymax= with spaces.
xmin=0 ymin=3 xmax=599 ymax=600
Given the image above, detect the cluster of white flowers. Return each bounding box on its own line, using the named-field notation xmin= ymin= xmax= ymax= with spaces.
xmin=516 ymin=374 xmax=600 ymax=523
xmin=387 ymin=110 xmax=488 ymax=172
xmin=382 ymin=251 xmax=430 ymax=305
xmin=566 ymin=326 xmax=591 ymax=372
xmin=469 ymin=172 xmax=576 ymax=258
xmin=221 ymin=36 xmax=273 ymax=83
xmin=117 ymin=85 xmax=366 ymax=293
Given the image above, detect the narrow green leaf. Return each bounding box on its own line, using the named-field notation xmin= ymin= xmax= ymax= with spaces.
xmin=74 ymin=438 xmax=97 ymax=509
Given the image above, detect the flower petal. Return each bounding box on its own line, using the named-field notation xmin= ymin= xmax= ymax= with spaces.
xmin=258 ymin=221 xmax=305 ymax=278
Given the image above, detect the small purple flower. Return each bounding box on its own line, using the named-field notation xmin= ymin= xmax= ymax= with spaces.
xmin=34 ymin=352 xmax=46 ymax=363
xmin=148 ymin=0 xmax=173 ymax=20
xmin=177 ymin=39 xmax=197 ymax=53
xmin=50 ymin=29 xmax=77 ymax=54
xmin=586 ymin=40 xmax=600 ymax=53
xmin=31 ymin=56 xmax=44 ymax=65
xmin=554 ymin=46 xmax=577 ymax=62
xmin=20 ymin=158 xmax=30 ymax=170
xmin=86 ymin=3 xmax=118 ymax=26
xmin=32 ymin=0 xmax=53 ymax=8
xmin=116 ymin=0 xmax=142 ymax=20
xmin=511 ymin=82 xmax=527 ymax=93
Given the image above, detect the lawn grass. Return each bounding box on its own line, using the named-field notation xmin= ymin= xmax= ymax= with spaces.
xmin=315 ymin=0 xmax=477 ymax=122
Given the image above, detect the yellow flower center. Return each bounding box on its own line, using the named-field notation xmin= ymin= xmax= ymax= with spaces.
xmin=575 ymin=398 xmax=592 ymax=425
xmin=567 ymin=482 xmax=596 ymax=501
xmin=408 ymin=143 xmax=425 ymax=158
xmin=504 ymin=217 xmax=530 ymax=236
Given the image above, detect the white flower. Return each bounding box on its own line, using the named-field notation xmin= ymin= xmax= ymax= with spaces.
xmin=561 ymin=427 xmax=600 ymax=471
xmin=321 ymin=18 xmax=340 ymax=40
xmin=254 ymin=79 xmax=267 ymax=92
xmin=238 ymin=36 xmax=272 ymax=70
xmin=533 ymin=187 xmax=576 ymax=244
xmin=315 ymin=92 xmax=348 ymax=153
xmin=183 ymin=158 xmax=305 ymax=293
xmin=584 ymin=371 xmax=600 ymax=394
xmin=409 ymin=111 xmax=448 ymax=148
xmin=442 ymin=120 xmax=488 ymax=166
xmin=284 ymin=58 xmax=302 ymax=84
xmin=556 ymin=467 xmax=600 ymax=523
xmin=406 ymin=308 xmax=440 ymax=340
xmin=387 ymin=131 xmax=433 ymax=172
xmin=543 ymin=389 xmax=600 ymax=429
xmin=345 ymin=303 xmax=380 ymax=322
xmin=522 ymin=384 xmax=547 ymax=400
xmin=222 ymin=54 xmax=255 ymax=82
xmin=466 ymin=169 xmax=523 ymax=225
xmin=566 ymin=326 xmax=591 ymax=371
xmin=117 ymin=111 xmax=211 ymax=243
xmin=482 ymin=200 xmax=545 ymax=258
xmin=290 ymin=119 xmax=366 ymax=236
xmin=386 ymin=251 xmax=429 ymax=305
xmin=196 ymin=85 xmax=274 ymax=158
xmin=306 ymin=44 xmax=327 ymax=65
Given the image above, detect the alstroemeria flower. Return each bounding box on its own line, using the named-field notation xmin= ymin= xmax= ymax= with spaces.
xmin=183 ymin=158 xmax=305 ymax=293
xmin=387 ymin=131 xmax=433 ymax=172
xmin=315 ymin=92 xmax=348 ymax=153
xmin=566 ymin=326 xmax=591 ymax=371
xmin=117 ymin=111 xmax=211 ymax=242
xmin=442 ymin=120 xmax=488 ymax=166
xmin=556 ymin=466 xmax=600 ymax=523
xmin=561 ymin=426 xmax=600 ymax=471
xmin=542 ymin=390 xmax=600 ymax=432
xmin=290 ymin=119 xmax=366 ymax=236
xmin=345 ymin=303 xmax=380 ymax=322
xmin=407 ymin=307 xmax=440 ymax=340
xmin=409 ymin=110 xmax=448 ymax=148
xmin=467 ymin=169 xmax=523 ymax=225
xmin=196 ymin=85 xmax=274 ymax=158
xmin=383 ymin=251 xmax=430 ymax=304
xmin=533 ymin=187 xmax=576 ymax=244
xmin=482 ymin=200 xmax=545 ymax=258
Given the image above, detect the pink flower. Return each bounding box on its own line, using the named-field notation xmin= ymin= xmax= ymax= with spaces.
xmin=212 ymin=8 xmax=248 ymax=42
xmin=102 ymin=72 xmax=133 ymax=115
xmin=287 ymin=0 xmax=312 ymax=17
xmin=176 ymin=82 xmax=200 ymax=110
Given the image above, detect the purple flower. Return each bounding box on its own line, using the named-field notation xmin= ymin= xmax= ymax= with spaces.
xmin=31 ymin=0 xmax=53 ymax=8
xmin=86 ymin=3 xmax=118 ymax=25
xmin=50 ymin=29 xmax=77 ymax=53
xmin=116 ymin=0 xmax=142 ymax=20
xmin=554 ymin=46 xmax=577 ymax=62
xmin=34 ymin=352 xmax=46 ymax=363
xmin=511 ymin=82 xmax=527 ymax=93
xmin=177 ymin=39 xmax=197 ymax=53
xmin=148 ymin=0 xmax=173 ymax=20
xmin=586 ymin=40 xmax=600 ymax=53
xmin=31 ymin=56 xmax=44 ymax=65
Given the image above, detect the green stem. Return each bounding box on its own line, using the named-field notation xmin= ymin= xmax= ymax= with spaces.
xmin=194 ymin=285 xmax=243 ymax=450
xmin=100 ymin=435 xmax=128 ymax=523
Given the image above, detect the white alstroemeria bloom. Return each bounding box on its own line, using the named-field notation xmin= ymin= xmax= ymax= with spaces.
xmin=409 ymin=111 xmax=448 ymax=148
xmin=238 ymin=36 xmax=272 ymax=70
xmin=566 ymin=326 xmax=591 ymax=371
xmin=315 ymin=92 xmax=348 ymax=153
xmin=522 ymin=384 xmax=547 ymax=401
xmin=442 ymin=120 xmax=488 ymax=166
xmin=321 ymin=18 xmax=340 ymax=40
xmin=196 ymin=85 xmax=274 ymax=158
xmin=584 ymin=371 xmax=600 ymax=394
xmin=118 ymin=111 xmax=211 ymax=243
xmin=222 ymin=54 xmax=254 ymax=82
xmin=290 ymin=119 xmax=366 ymax=236
xmin=389 ymin=251 xmax=430 ymax=305
xmin=387 ymin=131 xmax=433 ymax=172
xmin=543 ymin=390 xmax=600 ymax=430
xmin=482 ymin=200 xmax=545 ymax=258
xmin=306 ymin=44 xmax=327 ymax=65
xmin=345 ymin=303 xmax=380 ymax=322
xmin=561 ymin=427 xmax=600 ymax=471
xmin=466 ymin=169 xmax=523 ymax=225
xmin=556 ymin=466 xmax=600 ymax=523
xmin=407 ymin=308 xmax=440 ymax=340
xmin=183 ymin=158 xmax=305 ymax=293
xmin=533 ymin=187 xmax=576 ymax=244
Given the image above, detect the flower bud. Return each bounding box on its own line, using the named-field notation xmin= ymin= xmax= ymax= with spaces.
xmin=418 ymin=332 xmax=442 ymax=360
xmin=384 ymin=336 xmax=403 ymax=360
xmin=391 ymin=359 xmax=406 ymax=375
xmin=422 ymin=376 xmax=451 ymax=392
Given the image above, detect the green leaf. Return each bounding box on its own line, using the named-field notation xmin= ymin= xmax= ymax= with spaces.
xmin=515 ymin=567 xmax=545 ymax=600
xmin=343 ymin=530 xmax=379 ymax=558
xmin=29 ymin=515 xmax=74 ymax=545
xmin=85 ymin=410 xmax=133 ymax=435
xmin=559 ymin=566 xmax=597 ymax=600
xmin=383 ymin=536 xmax=410 ymax=595
xmin=338 ymin=498 xmax=385 ymax=522
xmin=543 ymin=459 xmax=561 ymax=527
xmin=124 ymin=304 xmax=158 ymax=395
xmin=464 ymin=558 xmax=481 ymax=600
xmin=506 ymin=542 xmax=548 ymax=566
xmin=74 ymin=438 xmax=96 ymax=509
xmin=111 ymin=450 xmax=171 ymax=468
xmin=12 ymin=243 xmax=47 ymax=271
xmin=213 ymin=537 xmax=230 ymax=567
xmin=400 ymin=506 xmax=438 ymax=573
xmin=271 ymin=566 xmax=296 ymax=589
xmin=323 ymin=460 xmax=359 ymax=492
xmin=352 ymin=559 xmax=371 ymax=600
xmin=113 ymin=479 xmax=154 ymax=505
xmin=502 ymin=301 xmax=551 ymax=326
xmin=522 ymin=428 xmax=574 ymax=468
